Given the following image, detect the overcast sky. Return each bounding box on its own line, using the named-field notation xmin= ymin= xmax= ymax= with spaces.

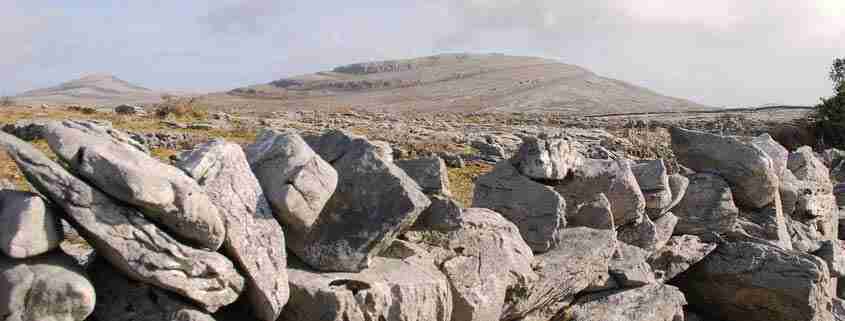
xmin=3 ymin=0 xmax=844 ymax=107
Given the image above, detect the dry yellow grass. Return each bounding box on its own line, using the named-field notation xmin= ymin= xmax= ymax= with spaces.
xmin=447 ymin=162 xmax=494 ymax=206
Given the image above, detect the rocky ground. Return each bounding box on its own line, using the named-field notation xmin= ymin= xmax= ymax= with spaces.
xmin=0 ymin=104 xmax=839 ymax=321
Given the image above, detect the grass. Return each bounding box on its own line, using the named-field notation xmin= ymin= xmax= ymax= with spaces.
xmin=447 ymin=162 xmax=494 ymax=206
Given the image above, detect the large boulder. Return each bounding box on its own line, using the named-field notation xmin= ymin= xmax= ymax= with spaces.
xmin=0 ymin=190 xmax=62 ymax=258
xmin=246 ymin=128 xmax=337 ymax=252
xmin=89 ymin=259 xmax=215 ymax=321
xmin=502 ymin=227 xmax=617 ymax=321
xmin=648 ymin=235 xmax=717 ymax=282
xmin=405 ymin=208 xmax=537 ymax=321
xmin=631 ymin=160 xmax=673 ymax=218
xmin=555 ymin=158 xmax=645 ymax=228
xmin=302 ymin=130 xmax=430 ymax=272
xmin=784 ymin=147 xmax=838 ymax=253
xmin=567 ymin=284 xmax=687 ymax=321
xmin=814 ymin=240 xmax=845 ymax=278
xmin=282 ymin=256 xmax=453 ymax=321
xmin=0 ymin=252 xmax=95 ymax=321
xmin=675 ymin=241 xmax=833 ymax=321
xmin=43 ymin=120 xmax=225 ymax=250
xmin=670 ymin=127 xmax=779 ymax=209
xmin=473 ymin=161 xmax=566 ymax=252
xmin=566 ymin=192 xmax=614 ymax=230
xmin=751 ymin=133 xmax=790 ymax=178
xmin=673 ymin=173 xmax=739 ymax=236
xmin=618 ymin=212 xmax=676 ymax=254
xmin=396 ymin=156 xmax=452 ymax=196
xmin=608 ymin=243 xmax=656 ymax=287
xmin=731 ymin=192 xmax=794 ymax=250
xmin=510 ymin=134 xmax=580 ymax=181
xmin=176 ymin=140 xmax=289 ymax=321
xmin=789 ymin=146 xmax=832 ymax=192
xmin=0 ymin=132 xmax=245 ymax=312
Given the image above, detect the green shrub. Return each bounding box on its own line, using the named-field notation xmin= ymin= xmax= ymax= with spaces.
xmin=814 ymin=91 xmax=845 ymax=148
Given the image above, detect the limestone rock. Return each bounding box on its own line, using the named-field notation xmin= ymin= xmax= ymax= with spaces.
xmin=0 ymin=190 xmax=62 ymax=258
xmin=282 ymin=257 xmax=453 ymax=321
xmin=751 ymin=133 xmax=790 ymax=177
xmin=502 ymin=227 xmax=616 ymax=320
xmin=670 ymin=127 xmax=779 ymax=209
xmin=632 ymin=160 xmax=674 ymax=218
xmin=0 ymin=252 xmax=95 ymax=321
xmin=176 ymin=140 xmax=289 ymax=321
xmin=675 ymin=241 xmax=833 ymax=321
xmin=510 ymin=134 xmax=580 ymax=181
xmin=396 ymin=156 xmax=451 ymax=196
xmin=608 ymin=243 xmax=656 ymax=287
xmin=246 ymin=129 xmax=337 ymax=257
xmin=89 ymin=259 xmax=215 ymax=321
xmin=555 ymin=158 xmax=645 ymax=228
xmin=789 ymin=146 xmax=832 ymax=193
xmin=566 ymin=192 xmax=614 ymax=230
xmin=731 ymin=192 xmax=793 ymax=250
xmin=412 ymin=195 xmax=464 ymax=231
xmin=814 ymin=240 xmax=845 ymax=278
xmin=43 ymin=120 xmax=224 ymax=250
xmin=404 ymin=208 xmax=537 ymax=321
xmin=302 ymin=130 xmax=430 ymax=272
xmin=835 ymin=298 xmax=845 ymax=321
xmin=673 ymin=173 xmax=739 ymax=236
xmin=618 ymin=213 xmax=676 ymax=254
xmin=0 ymin=132 xmax=245 ymax=312
xmin=648 ymin=235 xmax=717 ymax=282
xmin=665 ymin=174 xmax=689 ymax=213
xmin=567 ymin=284 xmax=687 ymax=321
xmin=473 ymin=161 xmax=566 ymax=252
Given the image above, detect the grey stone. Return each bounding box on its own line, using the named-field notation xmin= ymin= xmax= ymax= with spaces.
xmin=1 ymin=119 xmax=49 ymax=141
xmin=555 ymin=158 xmax=645 ymax=228
xmin=670 ymin=127 xmax=779 ymax=209
xmin=675 ymin=241 xmax=833 ymax=321
xmin=789 ymin=146 xmax=832 ymax=193
xmin=0 ymin=251 xmax=95 ymax=321
xmin=0 ymin=132 xmax=245 ymax=312
xmin=0 ymin=190 xmax=62 ymax=258
xmin=664 ymin=174 xmax=689 ymax=214
xmin=502 ymin=227 xmax=617 ymax=321
xmin=43 ymin=120 xmax=225 ymax=250
xmin=301 ymin=130 xmax=431 ymax=272
xmin=608 ymin=243 xmax=656 ymax=287
xmin=511 ymin=134 xmax=580 ymax=180
xmin=751 ymin=133 xmax=790 ymax=178
xmin=246 ymin=129 xmax=338 ymax=258
xmin=618 ymin=213 xmax=676 ymax=254
xmin=89 ymin=259 xmax=215 ymax=321
xmin=473 ymin=160 xmax=565 ymax=252
xmin=731 ymin=192 xmax=793 ymax=250
xmin=471 ymin=138 xmax=507 ymax=162
xmin=114 ymin=104 xmax=145 ymax=115
xmin=814 ymin=240 xmax=845 ymax=278
xmin=648 ymin=235 xmax=717 ymax=282
xmin=566 ymin=192 xmax=614 ymax=230
xmin=439 ymin=152 xmax=465 ymax=168
xmin=176 ymin=140 xmax=289 ymax=321
xmin=632 ymin=160 xmax=674 ymax=218
xmin=404 ymin=208 xmax=536 ymax=321
xmin=412 ymin=195 xmax=463 ymax=231
xmin=282 ymin=257 xmax=453 ymax=321
xmin=396 ymin=156 xmax=451 ymax=196
xmin=835 ymin=298 xmax=845 ymax=321
xmin=567 ymin=284 xmax=687 ymax=321
xmin=673 ymin=173 xmax=739 ymax=236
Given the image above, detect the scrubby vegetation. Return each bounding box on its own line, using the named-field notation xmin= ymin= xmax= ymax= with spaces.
xmin=813 ymin=58 xmax=845 ymax=148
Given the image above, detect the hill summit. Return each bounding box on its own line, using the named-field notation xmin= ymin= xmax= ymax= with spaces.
xmin=15 ymin=74 xmax=163 ymax=106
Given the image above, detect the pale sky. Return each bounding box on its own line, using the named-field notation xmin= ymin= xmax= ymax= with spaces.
xmin=3 ymin=0 xmax=844 ymax=107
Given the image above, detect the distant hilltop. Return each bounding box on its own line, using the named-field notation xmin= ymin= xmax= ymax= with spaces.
xmin=14 ymin=74 xmax=164 ymax=106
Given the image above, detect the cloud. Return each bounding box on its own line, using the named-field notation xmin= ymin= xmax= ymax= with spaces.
xmin=200 ymin=0 xmax=287 ymax=34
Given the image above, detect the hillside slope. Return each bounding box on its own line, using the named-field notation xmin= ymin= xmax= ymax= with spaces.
xmin=210 ymin=53 xmax=710 ymax=114
xmin=15 ymin=74 xmax=163 ymax=106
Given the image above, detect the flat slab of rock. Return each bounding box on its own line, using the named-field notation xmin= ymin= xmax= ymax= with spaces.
xmin=0 ymin=132 xmax=245 ymax=312
xmin=177 ymin=140 xmax=289 ymax=321
xmin=396 ymin=156 xmax=452 ymax=196
xmin=473 ymin=160 xmax=566 ymax=252
xmin=502 ymin=227 xmax=617 ymax=321
xmin=648 ymin=235 xmax=717 ymax=282
xmin=0 ymin=190 xmax=62 ymax=258
xmin=567 ymin=284 xmax=686 ymax=321
xmin=608 ymin=243 xmax=656 ymax=287
xmin=632 ymin=160 xmax=673 ymax=217
xmin=673 ymin=173 xmax=739 ymax=236
xmin=671 ymin=127 xmax=779 ymax=209
xmin=0 ymin=251 xmax=95 ymax=321
xmin=43 ymin=120 xmax=225 ymax=250
xmin=510 ymin=134 xmax=580 ymax=180
xmin=555 ymin=158 xmax=645 ymax=228
xmin=731 ymin=192 xmax=793 ymax=250
xmin=303 ymin=130 xmax=430 ymax=272
xmin=405 ymin=208 xmax=537 ymax=321
xmin=283 ymin=256 xmax=453 ymax=321
xmin=89 ymin=259 xmax=215 ymax=321
xmin=675 ymin=241 xmax=833 ymax=321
